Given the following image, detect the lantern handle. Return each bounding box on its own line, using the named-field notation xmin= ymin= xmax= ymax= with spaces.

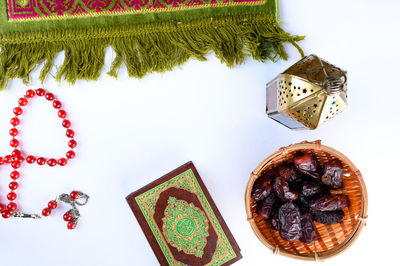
xmin=306 ymin=56 xmax=347 ymax=95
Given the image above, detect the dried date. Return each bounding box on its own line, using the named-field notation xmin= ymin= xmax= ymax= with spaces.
xmin=300 ymin=213 xmax=317 ymax=244
xmin=310 ymin=195 xmax=348 ymax=211
xmin=252 ymin=183 xmax=273 ymax=202
xmin=252 ymin=169 xmax=277 ymax=202
xmin=311 ymin=210 xmax=345 ymax=224
xmin=273 ymin=176 xmax=298 ymax=201
xmin=321 ymin=160 xmax=344 ymax=188
xmin=278 ymin=202 xmax=302 ymax=241
xmin=277 ymin=163 xmax=299 ymax=182
xmin=295 ymin=194 xmax=311 ymax=214
xmin=257 ymin=193 xmax=277 ymax=219
xmin=301 ymin=180 xmax=324 ymax=197
xmin=293 ymin=152 xmax=319 ymax=179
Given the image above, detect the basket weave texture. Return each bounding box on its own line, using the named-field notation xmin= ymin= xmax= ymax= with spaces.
xmin=245 ymin=140 xmax=368 ymax=261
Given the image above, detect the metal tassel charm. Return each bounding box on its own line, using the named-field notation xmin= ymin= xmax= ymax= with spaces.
xmin=58 ymin=191 xmax=89 ymax=230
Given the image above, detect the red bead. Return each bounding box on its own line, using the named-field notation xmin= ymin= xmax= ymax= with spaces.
xmin=9 ymin=128 xmax=18 ymax=137
xmin=63 ymin=212 xmax=74 ymax=221
xmin=67 ymin=220 xmax=77 ymax=230
xmin=66 ymin=150 xmax=75 ymax=159
xmin=0 ymin=157 xmax=3 ymax=165
xmin=13 ymin=107 xmax=23 ymax=116
xmin=48 ymin=201 xmax=58 ymax=209
xmin=18 ymin=156 xmax=24 ymax=163
xmin=7 ymin=202 xmax=17 ymax=211
xmin=2 ymin=211 xmax=11 ymax=219
xmin=42 ymin=208 xmax=51 ymax=216
xmin=11 ymin=161 xmax=21 ymax=169
xmin=4 ymin=155 xmax=12 ymax=163
xmin=7 ymin=192 xmax=17 ymax=201
xmin=58 ymin=110 xmax=67 ymax=118
xmin=10 ymin=171 xmax=20 ymax=180
xmin=18 ymin=97 xmax=28 ymax=106
xmin=26 ymin=89 xmax=35 ymax=98
xmin=66 ymin=129 xmax=75 ymax=138
xmin=11 ymin=149 xmax=21 ymax=157
xmin=26 ymin=156 xmax=36 ymax=164
xmin=62 ymin=120 xmax=71 ymax=128
xmin=14 ymin=156 xmax=24 ymax=164
xmin=68 ymin=139 xmax=77 ymax=148
xmin=37 ymin=157 xmax=46 ymax=165
xmin=45 ymin=92 xmax=54 ymax=101
xmin=0 ymin=204 xmax=6 ymax=212
xmin=36 ymin=88 xmax=45 ymax=96
xmin=9 ymin=181 xmax=18 ymax=190
xmin=10 ymin=117 xmax=20 ymax=126
xmin=53 ymin=100 xmax=62 ymax=109
xmin=14 ymin=157 xmax=23 ymax=164
xmin=70 ymin=191 xmax=80 ymax=200
xmin=58 ymin=158 xmax=67 ymax=166
xmin=47 ymin=158 xmax=57 ymax=167
xmin=10 ymin=139 xmax=19 ymax=148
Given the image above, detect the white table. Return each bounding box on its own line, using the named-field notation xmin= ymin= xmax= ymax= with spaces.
xmin=0 ymin=0 xmax=399 ymax=265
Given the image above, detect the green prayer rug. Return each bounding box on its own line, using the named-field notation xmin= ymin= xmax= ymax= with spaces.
xmin=0 ymin=0 xmax=304 ymax=90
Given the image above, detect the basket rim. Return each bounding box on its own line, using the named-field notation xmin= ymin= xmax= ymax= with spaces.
xmin=244 ymin=140 xmax=368 ymax=261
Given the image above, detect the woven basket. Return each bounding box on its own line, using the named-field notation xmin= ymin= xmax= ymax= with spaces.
xmin=245 ymin=140 xmax=368 ymax=261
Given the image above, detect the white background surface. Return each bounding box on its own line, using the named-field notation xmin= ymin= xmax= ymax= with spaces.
xmin=1 ymin=0 xmax=400 ymax=265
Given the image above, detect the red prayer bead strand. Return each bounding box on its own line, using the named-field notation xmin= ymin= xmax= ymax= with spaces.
xmin=1 ymin=88 xmax=78 ymax=224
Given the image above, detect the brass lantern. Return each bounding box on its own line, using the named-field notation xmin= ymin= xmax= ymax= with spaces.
xmin=266 ymin=55 xmax=347 ymax=129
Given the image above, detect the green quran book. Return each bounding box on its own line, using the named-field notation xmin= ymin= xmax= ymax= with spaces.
xmin=126 ymin=162 xmax=242 ymax=265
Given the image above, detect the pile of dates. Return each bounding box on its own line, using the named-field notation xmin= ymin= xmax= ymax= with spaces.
xmin=252 ymin=152 xmax=348 ymax=244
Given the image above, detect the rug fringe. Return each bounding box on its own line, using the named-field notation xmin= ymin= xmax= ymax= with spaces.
xmin=0 ymin=14 xmax=304 ymax=90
